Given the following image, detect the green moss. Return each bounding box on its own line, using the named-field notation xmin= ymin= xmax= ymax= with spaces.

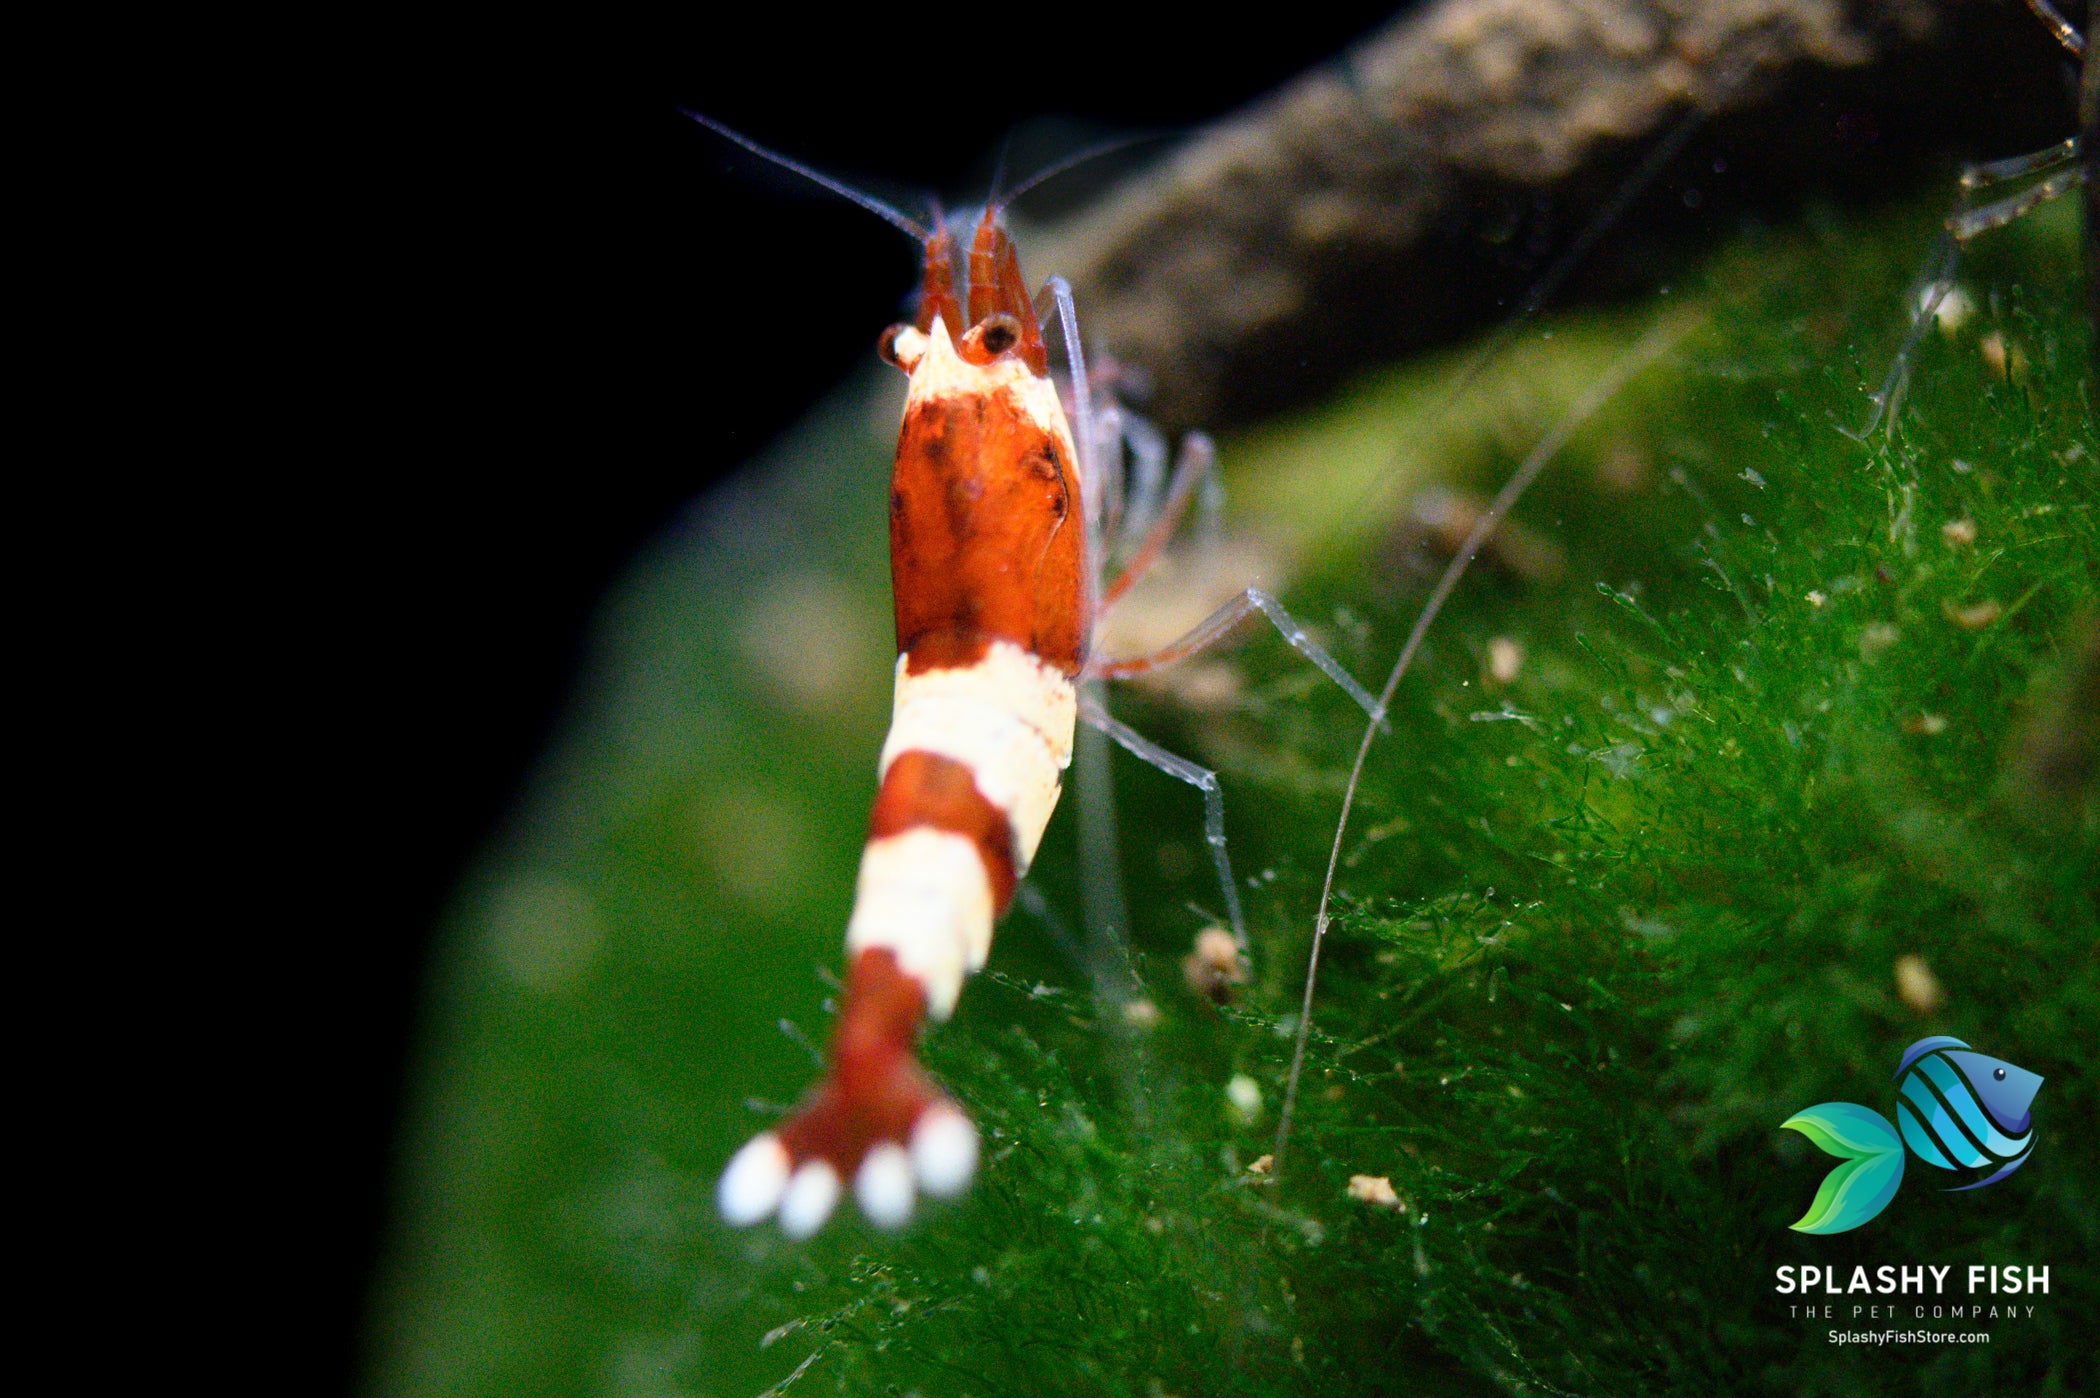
xmin=371 ymin=191 xmax=2095 ymax=1396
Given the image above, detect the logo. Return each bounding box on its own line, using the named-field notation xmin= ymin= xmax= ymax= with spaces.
xmin=1782 ymin=1036 xmax=2043 ymax=1234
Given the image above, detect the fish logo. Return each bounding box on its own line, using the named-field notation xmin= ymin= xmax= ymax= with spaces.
xmin=1782 ymin=1036 xmax=2043 ymax=1234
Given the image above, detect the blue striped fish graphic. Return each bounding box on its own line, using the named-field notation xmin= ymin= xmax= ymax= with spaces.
xmin=1781 ymin=1036 xmax=2043 ymax=1234
xmin=1890 ymin=1036 xmax=2041 ymax=1191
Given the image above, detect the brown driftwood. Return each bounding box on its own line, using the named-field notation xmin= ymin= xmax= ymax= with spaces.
xmin=1044 ymin=0 xmax=2079 ymax=430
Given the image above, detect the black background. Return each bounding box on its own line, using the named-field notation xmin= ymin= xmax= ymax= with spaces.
xmin=316 ymin=8 xmax=1414 ymax=1392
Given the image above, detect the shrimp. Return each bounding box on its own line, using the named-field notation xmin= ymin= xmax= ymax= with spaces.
xmin=691 ymin=117 xmax=1385 ymax=1235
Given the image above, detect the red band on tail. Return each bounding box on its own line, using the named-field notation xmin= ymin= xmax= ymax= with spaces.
xmin=721 ymin=945 xmax=979 ymax=1232
xmin=777 ymin=947 xmax=936 ymax=1173
xmin=868 ymin=750 xmax=1020 ymax=909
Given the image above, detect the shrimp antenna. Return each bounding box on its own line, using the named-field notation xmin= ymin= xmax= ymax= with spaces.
xmin=986 ymin=129 xmax=1017 ymax=215
xmin=1267 ymin=313 xmax=1695 ymax=1189
xmin=991 ymin=130 xmax=1172 ymax=217
xmin=681 ymin=110 xmax=931 ymax=242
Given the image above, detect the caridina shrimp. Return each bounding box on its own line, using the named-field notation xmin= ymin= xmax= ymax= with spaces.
xmin=690 ymin=116 xmax=1385 ymax=1236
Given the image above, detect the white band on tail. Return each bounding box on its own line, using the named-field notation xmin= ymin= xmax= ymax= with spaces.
xmin=844 ymin=828 xmax=996 ymax=1019
xmin=879 ymin=641 xmax=1076 ymax=868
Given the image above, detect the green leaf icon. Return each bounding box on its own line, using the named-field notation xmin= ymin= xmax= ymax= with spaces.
xmin=1782 ymin=1102 xmax=1905 ymax=1234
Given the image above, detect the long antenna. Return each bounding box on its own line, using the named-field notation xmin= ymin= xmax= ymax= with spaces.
xmin=986 ymin=129 xmax=1017 ymax=216
xmin=1267 ymin=311 xmax=1695 ymax=1186
xmin=680 ymin=110 xmax=931 ymax=242
xmin=994 ymin=131 xmax=1170 ymax=215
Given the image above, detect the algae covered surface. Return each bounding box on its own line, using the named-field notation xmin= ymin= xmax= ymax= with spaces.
xmin=371 ymin=187 xmax=2096 ymax=1396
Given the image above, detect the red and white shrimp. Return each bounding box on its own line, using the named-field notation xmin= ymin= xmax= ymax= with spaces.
xmin=693 ymin=118 xmax=1384 ymax=1235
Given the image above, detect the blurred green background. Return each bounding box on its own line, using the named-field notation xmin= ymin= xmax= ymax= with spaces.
xmin=368 ymin=177 xmax=2094 ymax=1395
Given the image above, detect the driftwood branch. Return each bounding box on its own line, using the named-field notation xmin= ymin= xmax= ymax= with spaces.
xmin=1043 ymin=0 xmax=2078 ymax=429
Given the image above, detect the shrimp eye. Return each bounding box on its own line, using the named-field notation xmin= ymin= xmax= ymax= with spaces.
xmin=972 ymin=313 xmax=1022 ymax=358
xmin=979 ymin=316 xmax=1019 ymax=354
xmin=1994 ymin=1067 xmax=2006 ymax=1080
xmin=878 ymin=322 xmax=930 ymax=371
xmin=876 ymin=323 xmax=909 ymax=367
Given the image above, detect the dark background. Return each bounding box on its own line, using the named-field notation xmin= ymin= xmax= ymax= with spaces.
xmin=316 ymin=8 xmax=1415 ymax=1393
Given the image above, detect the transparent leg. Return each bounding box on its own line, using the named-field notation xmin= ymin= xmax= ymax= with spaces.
xmin=1849 ymin=130 xmax=2086 ymax=441
xmin=1088 ymin=586 xmax=1388 ymax=730
xmin=1114 ymin=411 xmax=1170 ymax=549
xmin=1949 ymin=162 xmax=2084 ymax=243
xmin=1079 ymin=691 xmax=1247 ymax=950
xmin=1098 ymin=432 xmax=1217 ymax=608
